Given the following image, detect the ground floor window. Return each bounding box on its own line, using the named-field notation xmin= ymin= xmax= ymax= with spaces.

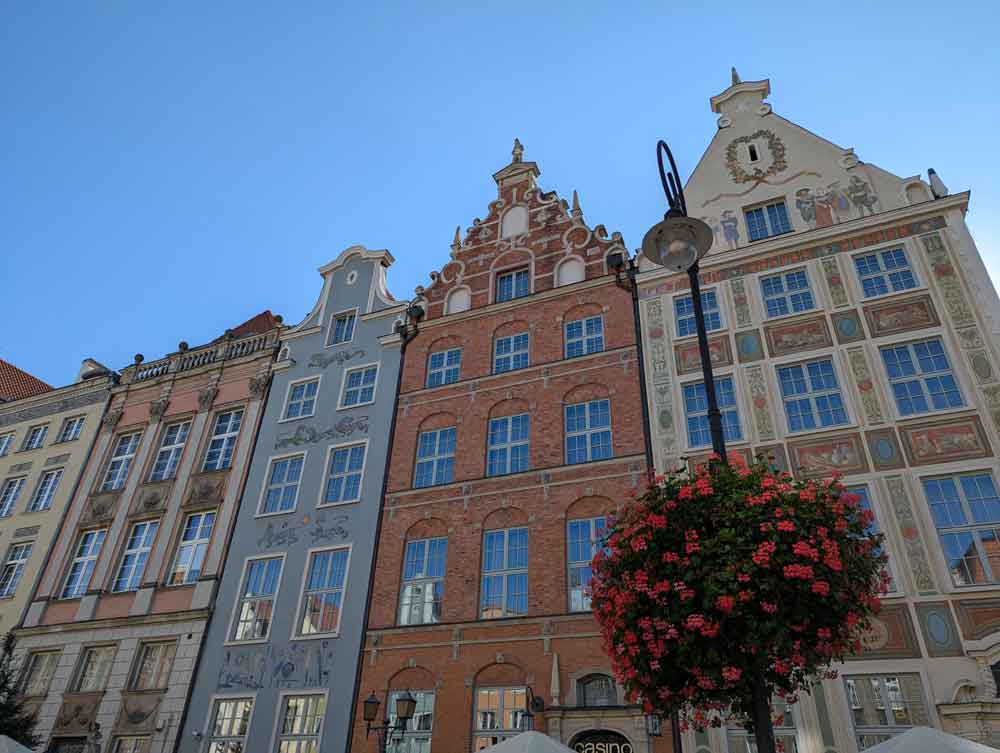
xmin=844 ymin=674 xmax=928 ymax=750
xmin=276 ymin=693 xmax=326 ymax=753
xmin=49 ymin=739 xmax=86 ymax=753
xmin=207 ymin=697 xmax=254 ymax=753
xmin=726 ymin=699 xmax=799 ymax=752
xmin=112 ymin=737 xmax=150 ymax=753
xmin=473 ymin=687 xmax=527 ymax=749
xmin=388 ymin=690 xmax=434 ymax=753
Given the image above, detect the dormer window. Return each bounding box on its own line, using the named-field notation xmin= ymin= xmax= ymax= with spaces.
xmin=745 ymin=200 xmax=792 ymax=242
xmin=747 ymin=143 xmax=760 ymax=163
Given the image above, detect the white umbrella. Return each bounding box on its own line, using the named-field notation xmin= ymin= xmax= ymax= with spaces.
xmin=862 ymin=727 xmax=999 ymax=752
xmin=0 ymin=736 xmax=36 ymax=753
xmin=475 ymin=731 xmax=576 ymax=753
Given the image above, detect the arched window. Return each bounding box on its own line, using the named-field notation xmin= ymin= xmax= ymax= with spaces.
xmin=577 ymin=674 xmax=616 ymax=707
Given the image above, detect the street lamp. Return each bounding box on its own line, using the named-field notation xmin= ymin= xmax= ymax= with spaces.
xmin=363 ymin=690 xmax=417 ymax=753
xmin=517 ymin=687 xmax=545 ymax=732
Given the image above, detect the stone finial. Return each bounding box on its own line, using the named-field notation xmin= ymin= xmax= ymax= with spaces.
xmin=451 ymin=225 xmax=462 ymax=251
xmin=731 ymin=66 xmax=741 ymax=85
xmin=178 ymin=341 xmax=189 ymax=352
xmin=133 ymin=353 xmax=144 ymax=365
xmin=571 ymin=189 xmax=582 ymax=219
xmin=928 ymin=168 xmax=950 ymax=199
xmin=512 ymin=138 xmax=524 ymax=163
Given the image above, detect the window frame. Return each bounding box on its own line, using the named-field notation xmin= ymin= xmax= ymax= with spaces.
xmin=487 ymin=414 xmax=530 ymax=477
xmin=0 ymin=541 xmax=33 ymax=598
xmin=167 ymin=510 xmax=217 ymax=586
xmin=843 ymin=673 xmax=928 ymax=749
xmin=203 ymin=695 xmax=257 ymax=753
xmin=494 ymin=267 xmax=531 ymax=304
xmin=413 ymin=427 xmax=456 ymax=489
xmin=387 ymin=690 xmax=434 ymax=750
xmin=202 ymin=409 xmax=245 ymax=472
xmin=759 ymin=267 xmax=817 ymax=319
xmin=473 ymin=686 xmax=528 ymax=748
xmin=326 ymin=308 xmax=358 ymax=347
xmin=111 ymin=519 xmax=160 ymax=593
xmin=576 ymin=673 xmax=618 ymax=707
xmin=564 ymin=398 xmax=613 ymax=465
xmin=426 ymin=347 xmax=462 ymax=388
xmin=564 ymin=315 xmax=605 ymax=359
xmin=0 ymin=476 xmax=27 ymax=518
xmin=567 ymin=517 xmax=606 ymax=613
xmin=27 ymin=468 xmax=64 ymax=513
xmin=257 ymin=451 xmax=308 ymax=517
xmin=681 ymin=374 xmax=743 ymax=449
xmin=319 ymin=440 xmax=368 ymax=507
xmin=673 ymin=289 xmax=724 ymax=339
xmin=921 ymin=471 xmax=1000 ymax=587
xmin=60 ymin=528 xmax=108 ymax=599
xmin=280 ymin=377 xmax=321 ymax=422
xmin=492 ymin=332 xmax=530 ymax=374
xmin=0 ymin=432 xmax=14 ymax=457
xmin=852 ymin=247 xmax=920 ymax=300
xmin=268 ymin=691 xmax=329 ymax=753
xmin=72 ymin=644 xmax=117 ymax=693
xmin=880 ymin=337 xmax=964 ymax=418
xmin=480 ymin=526 xmax=529 ymax=619
xmin=128 ymin=640 xmax=178 ymax=691
xmin=726 ymin=698 xmax=802 ymax=752
xmin=226 ymin=554 xmax=286 ymax=645
xmin=293 ymin=545 xmax=352 ymax=639
xmin=744 ymin=199 xmax=793 ymax=242
xmin=100 ymin=431 xmax=143 ymax=492
xmin=111 ymin=737 xmax=149 ymax=753
xmin=149 ymin=420 xmax=192 ymax=482
xmin=776 ymin=357 xmax=851 ymax=434
xmin=848 ymin=484 xmax=899 ymax=595
xmin=338 ymin=363 xmax=380 ymax=409
xmin=22 ymin=424 xmax=49 ymax=451
xmin=56 ymin=416 xmax=86 ymax=444
xmin=19 ymin=650 xmax=61 ymax=697
xmin=398 ymin=537 xmax=447 ymax=626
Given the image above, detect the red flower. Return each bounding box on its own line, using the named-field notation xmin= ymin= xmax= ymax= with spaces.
xmin=812 ymin=581 xmax=831 ymax=596
xmin=715 ymin=595 xmax=736 ymax=614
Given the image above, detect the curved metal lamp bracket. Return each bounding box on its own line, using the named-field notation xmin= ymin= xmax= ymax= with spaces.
xmin=656 ymin=140 xmax=688 ymax=217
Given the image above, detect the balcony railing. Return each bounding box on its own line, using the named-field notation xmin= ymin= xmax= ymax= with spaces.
xmin=121 ymin=330 xmax=279 ymax=385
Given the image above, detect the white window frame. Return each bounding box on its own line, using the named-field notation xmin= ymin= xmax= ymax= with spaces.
xmin=776 ymin=357 xmax=851 ymax=434
xmin=844 ymin=674 xmax=928 ymax=749
xmin=111 ymin=520 xmax=160 ymax=593
xmin=0 ymin=477 xmax=26 ymax=517
xmin=576 ymin=674 xmax=618 ymax=707
xmin=564 ymin=399 xmax=613 ymax=465
xmin=852 ymin=247 xmax=920 ymax=300
xmin=0 ymin=541 xmax=32 ymax=598
xmin=203 ymin=409 xmax=245 ymax=472
xmin=398 ymin=537 xmax=447 ymax=626
xmin=168 ymin=510 xmax=216 ymax=586
xmin=226 ymin=554 xmax=285 ymax=644
xmin=73 ymin=644 xmax=117 ymax=692
xmin=413 ymin=427 xmax=456 ymax=488
xmin=726 ymin=699 xmax=801 ymax=753
xmin=567 ymin=517 xmax=606 ymax=613
xmin=0 ymin=432 xmax=14 ymax=457
xmin=473 ymin=686 xmax=528 ymax=748
xmin=56 ymin=416 xmax=86 ymax=443
xmin=203 ymin=695 xmax=257 ymax=753
xmin=387 ymin=690 xmax=434 ymax=750
xmin=22 ymin=424 xmax=48 ymax=451
xmin=60 ymin=528 xmax=107 ymax=598
xmin=27 ymin=468 xmax=63 ymax=512
xmin=280 ymin=377 xmax=321 ymax=422
xmin=293 ymin=545 xmax=351 ymax=639
xmin=848 ymin=484 xmax=899 ymax=594
xmin=759 ymin=267 xmax=816 ymax=319
xmin=258 ymin=452 xmax=307 ymax=516
xmin=487 ymin=414 xmax=530 ymax=477
xmin=100 ymin=431 xmax=143 ymax=492
xmin=426 ymin=348 xmax=462 ymax=388
xmin=681 ymin=375 xmax=743 ymax=449
xmin=149 ymin=420 xmax=191 ymax=482
xmin=880 ymin=337 xmax=964 ymax=418
xmin=319 ymin=441 xmax=367 ymax=507
xmin=564 ymin=315 xmax=605 ymax=359
xmin=922 ymin=472 xmax=1000 ymax=586
xmin=493 ymin=332 xmax=530 ymax=374
xmin=673 ymin=289 xmax=724 ymax=339
xmin=480 ymin=527 xmax=529 ymax=619
xmin=338 ymin=363 xmax=380 ymax=409
xmin=326 ymin=308 xmax=358 ymax=347
xmin=494 ymin=268 xmax=530 ymax=303
xmin=744 ymin=199 xmax=793 ymax=242
xmin=268 ymin=691 xmax=328 ymax=753
xmin=128 ymin=640 xmax=177 ymax=690
xmin=19 ymin=650 xmax=60 ymax=697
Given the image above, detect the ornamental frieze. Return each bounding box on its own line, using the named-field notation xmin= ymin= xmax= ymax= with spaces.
xmin=852 ymin=603 xmax=921 ymax=660
xmin=921 ymin=231 xmax=975 ymax=326
xmin=954 ymin=598 xmax=1000 ymax=641
xmin=830 ymin=311 xmax=866 ymax=344
xmin=274 ymin=416 xmax=369 ymax=450
xmin=864 ymin=429 xmax=905 ymax=471
xmin=898 ymin=414 xmax=991 ymax=466
xmin=883 ymin=475 xmax=937 ymax=594
xmin=54 ymin=693 xmax=103 ymax=735
xmin=862 ymin=293 xmax=940 ymax=338
xmin=308 ymin=349 xmax=366 ymax=369
xmin=821 ymin=256 xmax=849 ymax=307
xmin=0 ymin=388 xmax=106 ymax=429
xmin=674 ymin=336 xmax=732 ymax=375
xmin=744 ymin=365 xmax=775 ymax=442
xmin=914 ymin=602 xmax=964 ymax=657
xmin=185 ymin=473 xmax=228 ymax=508
xmin=84 ymin=491 xmax=120 ymax=523
xmin=728 ymin=278 xmax=752 ymax=327
xmin=735 ymin=331 xmax=765 ymax=363
xmin=45 ymin=453 xmax=70 ymax=466
xmin=787 ymin=432 xmax=868 ymax=479
xmin=846 ymin=347 xmax=885 ymax=425
xmin=256 ymin=512 xmax=350 ymax=551
xmin=763 ymin=315 xmax=832 ymax=358
xmin=116 ymin=691 xmax=163 ymax=734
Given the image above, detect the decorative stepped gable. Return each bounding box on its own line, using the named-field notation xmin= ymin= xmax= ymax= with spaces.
xmin=414 ymin=139 xmax=629 ymax=320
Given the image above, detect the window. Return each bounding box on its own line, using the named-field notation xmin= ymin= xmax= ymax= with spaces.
xmin=340 ymin=365 xmax=378 ymax=407
xmin=674 ymin=291 xmax=722 ymax=338
xmin=496 ymin=268 xmax=530 ymax=302
xmin=61 ymin=529 xmax=107 ymax=598
xmin=203 ymin=410 xmax=244 ymax=472
xmin=112 ymin=738 xmax=149 ymax=753
xmin=473 ymin=687 xmax=527 ymax=749
xmin=760 ymin=269 xmax=815 ymax=318
xmin=727 ymin=699 xmax=799 ymax=753
xmin=284 ymin=380 xmax=319 ymax=420
xmin=849 ymin=486 xmax=896 ymax=592
xmin=747 ymin=143 xmax=760 ymax=163
xmin=129 ymin=642 xmax=176 ymax=690
xmin=487 ymin=415 xmax=530 ymax=477
xmin=564 ymin=316 xmax=604 ymax=358
xmin=577 ymin=674 xmax=616 ymax=707
xmin=57 ymin=417 xmax=86 ymax=443
xmin=0 ymin=542 xmax=32 ymax=598
xmin=481 ymin=527 xmax=528 ymax=618
xmin=22 ymin=424 xmax=48 ymax=451
xmin=73 ymin=645 xmax=116 ymax=692
xmin=854 ymin=249 xmax=918 ymax=298
xmin=426 ymin=348 xmax=461 ymax=387
xmin=0 ymin=433 xmax=13 ymax=457
xmin=683 ymin=377 xmax=742 ymax=447
xmin=19 ymin=651 xmax=60 ymax=696
xmin=276 ymin=694 xmax=326 ymax=753
xmin=388 ymin=691 xmax=434 ymax=753
xmin=845 ymin=674 xmax=927 ymax=749
xmin=414 ymin=428 xmax=456 ymax=488
xmin=112 ymin=521 xmax=159 ymax=592
xmin=745 ymin=200 xmax=792 ymax=241
xmin=298 ymin=548 xmax=349 ymax=636
xmin=101 ymin=432 xmax=142 ymax=491
xmin=328 ymin=311 xmax=357 ymax=345
xmin=922 ymin=473 xmax=1000 ymax=585
xmin=169 ymin=512 xmax=216 ymax=585
xmin=568 ymin=517 xmax=606 ymax=612
xmin=777 ymin=360 xmax=848 ymax=432
xmin=232 ymin=557 xmax=283 ymax=641
xmin=493 ymin=333 xmax=529 ymax=373
xmin=565 ymin=399 xmax=612 ymax=465
xmin=399 ymin=538 xmax=447 ymax=626
xmin=0 ymin=477 xmax=26 ymax=517
xmin=28 ymin=469 xmax=63 ymax=512
xmin=206 ymin=698 xmax=254 ymax=753
xmin=323 ymin=444 xmax=366 ymax=505
xmin=149 ymin=421 xmax=191 ymax=481
xmin=880 ymin=339 xmax=963 ymax=416
xmin=262 ymin=455 xmax=305 ymax=514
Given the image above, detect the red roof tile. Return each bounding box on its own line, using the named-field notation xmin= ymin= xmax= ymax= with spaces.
xmin=226 ymin=310 xmax=281 ymax=339
xmin=0 ymin=359 xmax=53 ymax=402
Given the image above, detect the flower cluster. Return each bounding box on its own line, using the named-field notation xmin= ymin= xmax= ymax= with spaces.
xmin=590 ymin=453 xmax=887 ymax=731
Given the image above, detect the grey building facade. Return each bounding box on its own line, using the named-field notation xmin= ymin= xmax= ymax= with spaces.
xmin=177 ymin=246 xmax=406 ymax=753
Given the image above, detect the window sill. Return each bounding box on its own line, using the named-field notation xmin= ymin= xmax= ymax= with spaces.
xmin=782 ymin=423 xmax=857 ymax=440
xmin=277 ymin=414 xmax=316 ymax=425
xmin=51 ymin=438 xmax=80 ymax=446
xmin=337 ymin=399 xmax=377 ymax=412
xmin=22 ymin=508 xmax=52 ymax=515
xmin=763 ymin=307 xmax=821 ymax=324
xmin=895 ymin=405 xmax=973 ymax=425
xmin=747 ymin=229 xmax=795 ymax=244
xmin=254 ymin=508 xmax=297 ymax=519
xmin=316 ymin=499 xmax=360 ymax=509
xmin=223 ymin=638 xmax=270 ymax=647
xmin=324 ymin=339 xmax=357 ymax=350
xmin=673 ymin=328 xmax=727 ymax=343
xmin=290 ymin=632 xmax=341 ymax=642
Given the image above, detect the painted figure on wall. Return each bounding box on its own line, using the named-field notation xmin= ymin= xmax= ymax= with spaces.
xmin=795 ymin=188 xmax=817 ymax=228
xmin=848 ymin=175 xmax=879 ymax=216
xmin=705 ymin=216 xmax=724 ymax=250
xmin=720 ymin=209 xmax=740 ymax=249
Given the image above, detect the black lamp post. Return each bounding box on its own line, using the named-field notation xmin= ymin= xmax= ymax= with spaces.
xmin=517 ymin=687 xmax=545 ymax=732
xmin=363 ymin=690 xmax=417 ymax=753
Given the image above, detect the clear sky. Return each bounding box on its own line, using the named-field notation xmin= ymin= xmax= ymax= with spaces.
xmin=3 ymin=2 xmax=999 ymax=386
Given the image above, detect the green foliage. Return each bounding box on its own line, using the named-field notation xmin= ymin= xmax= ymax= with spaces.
xmin=0 ymin=632 xmax=41 ymax=748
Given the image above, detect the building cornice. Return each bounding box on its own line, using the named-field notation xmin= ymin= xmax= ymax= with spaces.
xmin=14 ymin=606 xmax=211 ymax=637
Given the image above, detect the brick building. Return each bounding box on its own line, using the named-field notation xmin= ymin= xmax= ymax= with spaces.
xmin=350 ymin=143 xmax=666 ymax=753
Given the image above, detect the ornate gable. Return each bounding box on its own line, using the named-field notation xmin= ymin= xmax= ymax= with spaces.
xmin=415 ymin=140 xmax=628 ymax=321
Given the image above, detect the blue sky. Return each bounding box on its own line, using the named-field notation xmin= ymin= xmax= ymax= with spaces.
xmin=3 ymin=2 xmax=999 ymax=386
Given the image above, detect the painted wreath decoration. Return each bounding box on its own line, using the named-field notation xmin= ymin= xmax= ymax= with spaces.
xmin=590 ymin=453 xmax=887 ymax=737
xmin=725 ymin=129 xmax=788 ymax=184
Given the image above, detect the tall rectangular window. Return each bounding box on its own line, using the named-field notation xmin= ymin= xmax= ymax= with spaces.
xmin=854 ymin=249 xmax=918 ymax=298
xmin=262 ymin=455 xmax=305 ymax=514
xmin=745 ymin=200 xmax=792 ymax=241
xmin=101 ymin=432 xmax=142 ymax=491
xmin=276 ymin=694 xmax=327 ymax=753
xmin=232 ymin=557 xmax=283 ymax=641
xmin=298 ymin=548 xmax=349 ymax=636
xmin=760 ymin=269 xmax=815 ymax=318
xmin=149 ymin=421 xmax=191 ymax=482
xmin=923 ymin=473 xmax=1000 ymax=586
xmin=674 ymin=291 xmax=722 ymax=338
xmin=129 ymin=642 xmax=176 ymax=690
xmin=323 ymin=444 xmax=365 ymax=504
xmin=881 ymin=339 xmax=963 ymax=416
xmin=564 ymin=316 xmax=604 ymax=358
xmin=427 ymin=349 xmax=462 ymax=387
xmin=19 ymin=651 xmax=60 ymax=697
xmin=480 ymin=527 xmax=528 ymax=618
xmin=845 ymin=674 xmax=927 ymax=749
xmin=169 ymin=512 xmax=216 ymax=586
xmin=0 ymin=477 xmax=26 ymax=517
xmin=340 ymin=365 xmax=378 ymax=407
xmin=22 ymin=424 xmax=48 ymax=451
xmin=388 ymin=691 xmax=434 ymax=753
xmin=399 ymin=538 xmax=447 ymax=626
xmin=284 ymin=379 xmax=319 ymax=420
xmin=414 ymin=428 xmax=456 ymax=488
xmin=0 ymin=542 xmax=32 ymax=598
xmin=496 ymin=268 xmax=529 ymax=302
xmin=849 ymin=486 xmax=896 ymax=592
xmin=61 ymin=529 xmax=107 ymax=598
xmin=203 ymin=410 xmax=243 ymax=471
xmin=328 ymin=311 xmax=356 ymax=345
xmin=565 ymin=399 xmax=612 ymax=465
xmin=112 ymin=737 xmax=149 ymax=753
xmin=567 ymin=517 xmax=606 ymax=612
xmin=112 ymin=521 xmax=159 ymax=592
xmin=487 ymin=415 xmax=530 ymax=477
xmin=683 ymin=377 xmax=742 ymax=447
xmin=727 ymin=700 xmax=799 ymax=753
xmin=473 ymin=687 xmax=527 ymax=749
xmin=206 ymin=698 xmax=254 ymax=753
xmin=73 ymin=645 xmax=116 ymax=692
xmin=0 ymin=433 xmax=13 ymax=457
xmin=777 ymin=359 xmax=849 ymax=432
xmin=28 ymin=469 xmax=63 ymax=512
xmin=57 ymin=416 xmax=86 ymax=443
xmin=493 ymin=333 xmax=529 ymax=373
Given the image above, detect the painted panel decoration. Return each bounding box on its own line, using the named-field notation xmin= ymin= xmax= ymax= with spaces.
xmin=968 ymin=350 xmax=995 ymax=384
xmin=744 ymin=365 xmax=775 ymax=442
xmin=787 ymin=433 xmax=869 ymax=479
xmin=921 ymin=231 xmax=975 ymax=327
xmin=764 ymin=315 xmax=833 ymax=358
xmin=883 ymin=476 xmax=937 ymax=594
xmin=852 ymin=603 xmax=921 ymax=660
xmin=644 ymin=299 xmax=671 ymax=377
xmin=831 ymin=311 xmax=866 ymax=344
xmin=982 ymin=385 xmax=1000 ymax=437
xmin=898 ymin=414 xmax=991 ymax=466
xmin=847 ymin=347 xmax=885 ymax=425
xmin=643 ymin=298 xmax=678 ymax=464
xmin=674 ymin=336 xmax=733 ymax=376
xmin=957 ymin=326 xmax=984 ymax=350
xmin=954 ymin=598 xmax=1000 ymax=641
xmin=735 ymin=330 xmax=765 ymax=363
xmin=865 ymin=429 xmax=905 ymax=471
xmin=862 ymin=294 xmax=940 ymax=338
xmin=116 ymin=693 xmax=163 ymax=734
xmin=729 ymin=278 xmax=753 ymax=328
xmin=755 ymin=444 xmax=789 ymax=474
xmin=821 ymin=256 xmax=850 ymax=306
xmin=914 ymin=602 xmax=964 ymax=657
xmin=53 ymin=694 xmax=104 ymax=735
xmin=217 ymin=641 xmax=338 ymax=690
